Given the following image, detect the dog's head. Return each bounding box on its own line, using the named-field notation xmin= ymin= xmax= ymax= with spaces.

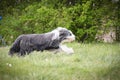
xmin=51 ymin=27 xmax=75 ymax=43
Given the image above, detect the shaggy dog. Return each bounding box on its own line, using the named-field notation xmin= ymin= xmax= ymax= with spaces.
xmin=9 ymin=27 xmax=75 ymax=56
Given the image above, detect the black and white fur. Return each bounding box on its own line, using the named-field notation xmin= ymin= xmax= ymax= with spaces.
xmin=9 ymin=27 xmax=75 ymax=56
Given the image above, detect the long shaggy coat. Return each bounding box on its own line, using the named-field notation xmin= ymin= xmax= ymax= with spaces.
xmin=9 ymin=27 xmax=75 ymax=56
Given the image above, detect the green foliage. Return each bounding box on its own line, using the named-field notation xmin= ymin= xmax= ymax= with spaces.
xmin=67 ymin=1 xmax=97 ymax=42
xmin=0 ymin=0 xmax=119 ymax=44
xmin=0 ymin=3 xmax=71 ymax=44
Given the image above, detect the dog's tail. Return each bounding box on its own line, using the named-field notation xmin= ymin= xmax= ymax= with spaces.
xmin=9 ymin=35 xmax=23 ymax=56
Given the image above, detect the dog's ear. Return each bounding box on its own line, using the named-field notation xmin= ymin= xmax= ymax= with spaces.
xmin=59 ymin=30 xmax=69 ymax=42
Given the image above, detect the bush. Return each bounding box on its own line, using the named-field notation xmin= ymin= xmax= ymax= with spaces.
xmin=0 ymin=0 xmax=119 ymax=44
xmin=67 ymin=1 xmax=97 ymax=42
xmin=0 ymin=3 xmax=71 ymax=44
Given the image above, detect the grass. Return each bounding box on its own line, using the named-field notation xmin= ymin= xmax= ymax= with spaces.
xmin=0 ymin=42 xmax=120 ymax=80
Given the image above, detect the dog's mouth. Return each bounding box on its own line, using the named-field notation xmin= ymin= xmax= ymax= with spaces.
xmin=66 ymin=37 xmax=75 ymax=42
xmin=62 ymin=36 xmax=75 ymax=43
xmin=66 ymin=35 xmax=75 ymax=41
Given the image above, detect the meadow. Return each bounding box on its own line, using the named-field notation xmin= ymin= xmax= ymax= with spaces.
xmin=0 ymin=42 xmax=120 ymax=80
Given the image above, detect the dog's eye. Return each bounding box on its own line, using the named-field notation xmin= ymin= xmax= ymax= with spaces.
xmin=69 ymin=33 xmax=72 ymax=36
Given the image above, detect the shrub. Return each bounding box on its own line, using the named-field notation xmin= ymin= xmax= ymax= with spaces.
xmin=67 ymin=1 xmax=97 ymax=42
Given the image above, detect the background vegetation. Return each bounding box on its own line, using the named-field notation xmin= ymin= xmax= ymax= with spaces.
xmin=0 ymin=0 xmax=119 ymax=44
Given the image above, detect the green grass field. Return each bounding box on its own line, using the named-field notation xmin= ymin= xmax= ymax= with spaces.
xmin=0 ymin=42 xmax=120 ymax=80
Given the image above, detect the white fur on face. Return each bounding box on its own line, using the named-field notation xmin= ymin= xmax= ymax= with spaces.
xmin=61 ymin=30 xmax=75 ymax=43
xmin=51 ymin=27 xmax=75 ymax=42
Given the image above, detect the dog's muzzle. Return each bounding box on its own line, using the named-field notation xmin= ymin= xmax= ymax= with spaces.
xmin=62 ymin=34 xmax=75 ymax=43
